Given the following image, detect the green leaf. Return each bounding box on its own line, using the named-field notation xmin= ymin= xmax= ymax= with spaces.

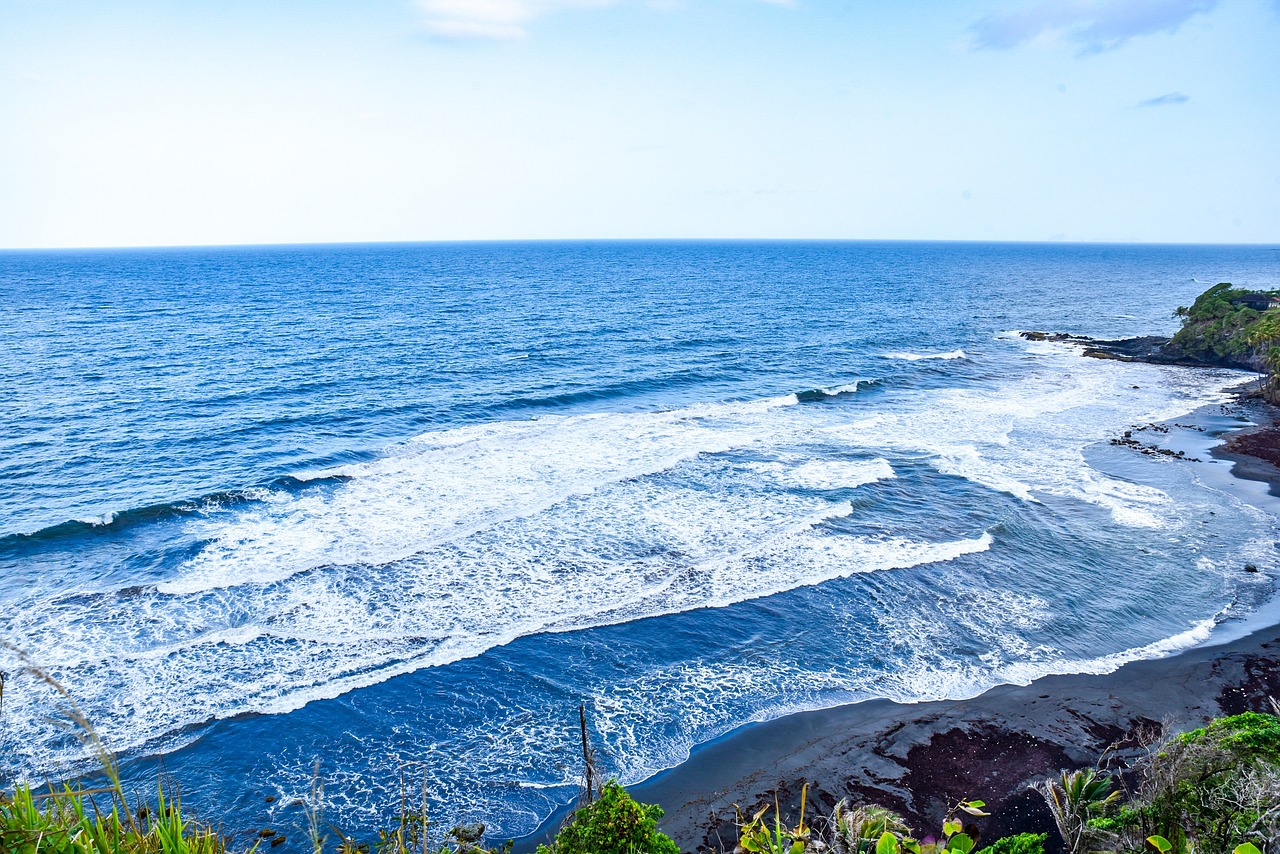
xmin=1146 ymin=836 xmax=1173 ymax=854
xmin=959 ymin=804 xmax=990 ymax=817
xmin=877 ymin=831 xmax=901 ymax=854
xmin=1233 ymin=845 xmax=1263 ymax=854
xmin=948 ymin=832 xmax=974 ymax=854
xmin=943 ymin=819 xmax=963 ymax=837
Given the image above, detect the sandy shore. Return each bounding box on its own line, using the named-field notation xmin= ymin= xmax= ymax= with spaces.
xmin=515 ymin=397 xmax=1280 ymax=854
xmin=629 ymin=621 xmax=1280 ymax=853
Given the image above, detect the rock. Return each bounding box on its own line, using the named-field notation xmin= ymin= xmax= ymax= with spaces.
xmin=451 ymin=822 xmax=486 ymax=843
xmin=270 ymin=836 xmax=287 ymax=848
xmin=1246 ymin=564 xmax=1259 ymax=573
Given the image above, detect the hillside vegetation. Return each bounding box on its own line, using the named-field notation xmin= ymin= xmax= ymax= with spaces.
xmin=1167 ymin=284 xmax=1280 ymax=395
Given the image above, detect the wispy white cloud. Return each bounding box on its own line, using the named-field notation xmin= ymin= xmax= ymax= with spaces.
xmin=414 ymin=0 xmax=614 ymax=40
xmin=1137 ymin=91 xmax=1190 ymax=107
xmin=413 ymin=0 xmax=792 ymax=40
xmin=969 ymin=0 xmax=1217 ymax=53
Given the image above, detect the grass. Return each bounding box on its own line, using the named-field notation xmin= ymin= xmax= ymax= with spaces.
xmin=1 ymin=642 xmax=236 ymax=854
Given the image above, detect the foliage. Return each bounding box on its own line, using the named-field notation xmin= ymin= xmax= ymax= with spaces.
xmin=972 ymin=832 xmax=1046 ymax=854
xmin=1131 ymin=713 xmax=1280 ymax=853
xmin=828 ymin=800 xmax=912 ymax=854
xmin=821 ymin=798 xmax=989 ymax=854
xmin=534 ymin=781 xmax=678 ymax=854
xmin=1036 ymin=769 xmax=1120 ymax=854
xmin=0 ymin=779 xmax=231 ymax=854
xmin=1168 ymin=283 xmax=1280 ymax=384
xmin=1042 ymin=714 xmax=1280 ymax=854
xmin=734 ymin=785 xmax=818 ymax=854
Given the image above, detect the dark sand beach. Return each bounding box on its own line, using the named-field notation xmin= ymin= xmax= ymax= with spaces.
xmin=634 ymin=617 xmax=1280 ymax=853
xmin=518 ymin=396 xmax=1280 ymax=854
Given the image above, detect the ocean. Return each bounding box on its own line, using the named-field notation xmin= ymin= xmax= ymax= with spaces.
xmin=2 ymin=240 xmax=1279 ymax=843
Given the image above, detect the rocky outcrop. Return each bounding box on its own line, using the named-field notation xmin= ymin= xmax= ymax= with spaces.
xmin=1018 ymin=331 xmax=1263 ymax=372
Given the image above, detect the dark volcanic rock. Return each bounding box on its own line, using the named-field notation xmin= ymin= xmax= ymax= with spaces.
xmin=1019 ymin=331 xmax=1261 ymax=371
xmin=1079 ymin=336 xmax=1173 ymax=363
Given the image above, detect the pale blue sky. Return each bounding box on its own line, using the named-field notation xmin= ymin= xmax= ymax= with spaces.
xmin=1 ymin=0 xmax=1276 ymax=247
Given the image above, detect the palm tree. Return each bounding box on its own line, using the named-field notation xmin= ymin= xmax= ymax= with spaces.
xmin=1036 ymin=769 xmax=1120 ymax=854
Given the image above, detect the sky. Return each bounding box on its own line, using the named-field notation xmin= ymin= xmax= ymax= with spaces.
xmin=0 ymin=0 xmax=1277 ymax=248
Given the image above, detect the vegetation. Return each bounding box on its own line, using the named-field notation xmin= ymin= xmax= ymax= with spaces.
xmin=1037 ymin=768 xmax=1119 ymax=854
xmin=1 ymin=782 xmax=227 ymax=854
xmin=1169 ymin=283 xmax=1280 ymax=400
xmin=758 ymin=795 xmax=991 ymax=854
xmin=970 ymin=834 xmax=1045 ymax=854
xmin=533 ymin=781 xmax=678 ymax=854
xmin=1064 ymin=713 xmax=1280 ymax=854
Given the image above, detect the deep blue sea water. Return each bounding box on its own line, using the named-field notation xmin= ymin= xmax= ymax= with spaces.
xmin=3 ymin=241 xmax=1280 ymax=844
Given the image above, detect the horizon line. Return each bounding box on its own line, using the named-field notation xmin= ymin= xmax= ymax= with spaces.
xmin=2 ymin=236 xmax=1278 ymax=253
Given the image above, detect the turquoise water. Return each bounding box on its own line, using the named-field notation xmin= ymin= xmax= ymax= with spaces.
xmin=2 ymin=240 xmax=1279 ymax=843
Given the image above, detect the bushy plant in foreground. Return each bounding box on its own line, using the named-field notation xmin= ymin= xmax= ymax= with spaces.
xmin=535 ymin=780 xmax=678 ymax=854
xmin=820 ymin=796 xmax=989 ymax=854
xmin=1044 ymin=713 xmax=1280 ymax=854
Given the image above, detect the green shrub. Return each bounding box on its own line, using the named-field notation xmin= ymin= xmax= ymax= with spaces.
xmin=0 ymin=781 xmax=229 ymax=854
xmin=1039 ymin=713 xmax=1280 ymax=854
xmin=972 ymin=832 xmax=1045 ymax=854
xmin=1176 ymin=711 xmax=1280 ymax=763
xmin=535 ymin=781 xmax=678 ymax=854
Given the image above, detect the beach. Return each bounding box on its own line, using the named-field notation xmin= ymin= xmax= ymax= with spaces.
xmin=629 ymin=613 xmax=1280 ymax=853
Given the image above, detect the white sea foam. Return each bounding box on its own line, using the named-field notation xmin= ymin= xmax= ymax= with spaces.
xmin=75 ymin=511 xmax=118 ymax=526
xmin=882 ymin=349 xmax=968 ymax=361
xmin=748 ymin=458 xmax=896 ymax=491
xmin=815 ymin=382 xmax=864 ymax=396
xmin=160 ymin=398 xmax=801 ymax=596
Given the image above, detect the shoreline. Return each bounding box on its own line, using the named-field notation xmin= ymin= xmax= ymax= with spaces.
xmin=516 ymin=383 xmax=1280 ymax=854
xmin=628 ymin=618 xmax=1280 ymax=853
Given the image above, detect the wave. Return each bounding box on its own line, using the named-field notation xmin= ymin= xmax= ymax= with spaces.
xmin=794 ymin=378 xmax=883 ymax=402
xmin=1 ymin=516 xmax=994 ymax=777
xmin=881 ymin=349 xmax=967 ymax=361
xmin=0 ymin=476 xmax=352 ymax=556
xmin=502 ymin=369 xmax=720 ymax=411
xmin=749 ymin=457 xmax=896 ymax=491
